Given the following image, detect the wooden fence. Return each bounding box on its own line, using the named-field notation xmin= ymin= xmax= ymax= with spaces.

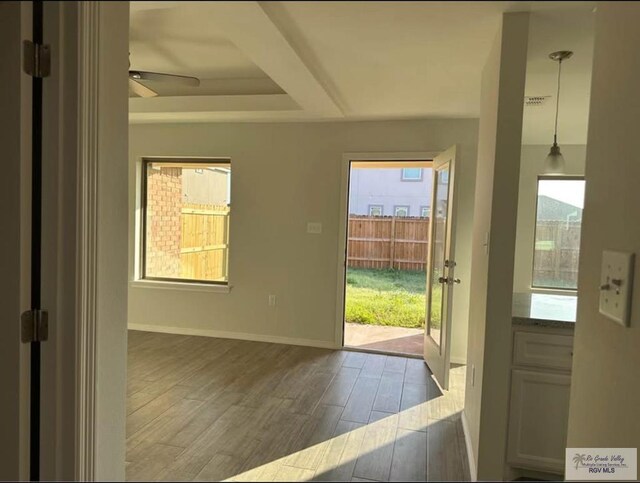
xmin=347 ymin=216 xmax=581 ymax=284
xmin=347 ymin=215 xmax=432 ymax=271
xmin=533 ymin=220 xmax=581 ymax=288
xmin=180 ymin=203 xmax=230 ymax=281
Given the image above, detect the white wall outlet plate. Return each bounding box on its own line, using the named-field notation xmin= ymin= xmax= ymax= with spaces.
xmin=307 ymin=222 xmax=322 ymax=234
xmin=599 ymin=250 xmax=635 ymax=327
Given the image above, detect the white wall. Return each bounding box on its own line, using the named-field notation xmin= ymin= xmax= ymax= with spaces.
xmin=513 ymin=145 xmax=587 ymax=293
xmin=128 ymin=119 xmax=477 ymax=362
xmin=521 ymin=8 xmax=595 ymax=146
xmin=463 ymin=12 xmax=529 ymax=480
xmin=567 ymin=2 xmax=640 ymax=450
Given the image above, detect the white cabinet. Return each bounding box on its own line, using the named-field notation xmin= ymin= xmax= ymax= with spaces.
xmin=507 ymin=369 xmax=571 ymax=473
xmin=507 ymin=328 xmax=573 ymax=475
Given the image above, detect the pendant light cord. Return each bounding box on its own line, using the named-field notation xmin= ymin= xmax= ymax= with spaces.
xmin=554 ymin=59 xmax=562 ymax=144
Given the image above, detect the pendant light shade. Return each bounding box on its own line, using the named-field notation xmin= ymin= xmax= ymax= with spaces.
xmin=545 ymin=140 xmax=565 ymax=174
xmin=543 ymin=50 xmax=573 ymax=175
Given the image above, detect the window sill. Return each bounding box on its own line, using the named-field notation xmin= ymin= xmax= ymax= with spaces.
xmin=130 ymin=279 xmax=232 ymax=294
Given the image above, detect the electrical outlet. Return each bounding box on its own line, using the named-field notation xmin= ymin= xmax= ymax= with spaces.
xmin=307 ymin=222 xmax=322 ymax=234
xmin=268 ymin=295 xmax=277 ymax=307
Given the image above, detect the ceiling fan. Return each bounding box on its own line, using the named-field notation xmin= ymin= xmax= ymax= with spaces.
xmin=128 ymin=64 xmax=200 ymax=98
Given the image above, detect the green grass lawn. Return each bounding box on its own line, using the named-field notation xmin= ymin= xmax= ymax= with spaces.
xmin=345 ymin=268 xmax=441 ymax=329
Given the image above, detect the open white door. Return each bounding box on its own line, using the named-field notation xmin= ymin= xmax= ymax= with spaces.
xmin=424 ymin=146 xmax=458 ymax=390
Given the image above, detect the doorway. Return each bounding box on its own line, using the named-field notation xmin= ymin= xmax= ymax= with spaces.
xmin=342 ymin=159 xmax=433 ymax=357
xmin=339 ymin=148 xmax=459 ymax=390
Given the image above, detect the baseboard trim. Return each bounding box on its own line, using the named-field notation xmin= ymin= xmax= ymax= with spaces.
xmin=128 ymin=323 xmax=340 ymax=350
xmin=461 ymin=410 xmax=478 ymax=481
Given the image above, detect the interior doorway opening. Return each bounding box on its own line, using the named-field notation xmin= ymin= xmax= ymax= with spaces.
xmin=343 ymin=160 xmax=433 ymax=357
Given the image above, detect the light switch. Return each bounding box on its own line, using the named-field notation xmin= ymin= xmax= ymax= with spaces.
xmin=599 ymin=250 xmax=635 ymax=326
xmin=307 ymin=222 xmax=322 ymax=234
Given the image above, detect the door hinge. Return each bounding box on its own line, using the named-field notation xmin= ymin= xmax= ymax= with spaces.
xmin=23 ymin=40 xmax=51 ymax=78
xmin=21 ymin=309 xmax=49 ymax=343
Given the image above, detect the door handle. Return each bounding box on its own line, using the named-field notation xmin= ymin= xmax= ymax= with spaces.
xmin=438 ymin=276 xmax=461 ymax=285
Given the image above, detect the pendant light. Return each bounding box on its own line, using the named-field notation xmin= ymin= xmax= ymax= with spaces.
xmin=544 ymin=50 xmax=573 ymax=174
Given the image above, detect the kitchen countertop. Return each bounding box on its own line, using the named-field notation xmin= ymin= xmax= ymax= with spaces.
xmin=512 ymin=292 xmax=577 ymax=329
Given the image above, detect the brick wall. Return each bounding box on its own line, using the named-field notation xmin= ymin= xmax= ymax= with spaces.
xmin=145 ymin=167 xmax=183 ymax=278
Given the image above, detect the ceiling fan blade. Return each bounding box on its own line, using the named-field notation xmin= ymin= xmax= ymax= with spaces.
xmin=130 ymin=70 xmax=200 ymax=87
xmin=129 ymin=78 xmax=158 ymax=98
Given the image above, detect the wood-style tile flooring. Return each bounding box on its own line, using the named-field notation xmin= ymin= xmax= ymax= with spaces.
xmin=126 ymin=330 xmax=470 ymax=482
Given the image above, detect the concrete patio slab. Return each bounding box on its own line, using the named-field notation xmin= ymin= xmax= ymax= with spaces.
xmin=344 ymin=323 xmax=424 ymax=357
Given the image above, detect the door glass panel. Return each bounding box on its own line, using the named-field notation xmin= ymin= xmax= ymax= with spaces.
xmin=428 ymin=166 xmax=450 ymax=346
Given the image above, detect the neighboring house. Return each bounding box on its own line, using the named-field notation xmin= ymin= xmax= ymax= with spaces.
xmin=182 ymin=167 xmax=230 ymax=205
xmin=349 ymin=167 xmax=433 ymax=217
xmin=537 ymin=195 xmax=583 ymax=221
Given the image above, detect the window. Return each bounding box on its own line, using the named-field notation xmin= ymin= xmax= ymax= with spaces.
xmin=420 ymin=206 xmax=431 ymax=218
xmin=142 ymin=159 xmax=231 ymax=284
xmin=394 ymin=205 xmax=410 ymax=217
xmin=532 ymin=177 xmax=585 ymax=290
xmin=401 ymin=167 xmax=423 ymax=181
xmin=368 ymin=204 xmax=383 ymax=216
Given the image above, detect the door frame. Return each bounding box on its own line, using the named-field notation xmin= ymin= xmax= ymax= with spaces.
xmin=75 ymin=3 xmax=130 ymax=480
xmin=0 ymin=2 xmax=33 ymax=479
xmin=335 ymin=151 xmax=440 ymax=348
xmin=34 ymin=2 xmax=130 ymax=481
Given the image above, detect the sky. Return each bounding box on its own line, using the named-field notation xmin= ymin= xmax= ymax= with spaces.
xmin=538 ymin=179 xmax=585 ymax=209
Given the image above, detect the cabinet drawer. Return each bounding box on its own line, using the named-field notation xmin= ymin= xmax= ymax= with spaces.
xmin=513 ymin=331 xmax=573 ymax=371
